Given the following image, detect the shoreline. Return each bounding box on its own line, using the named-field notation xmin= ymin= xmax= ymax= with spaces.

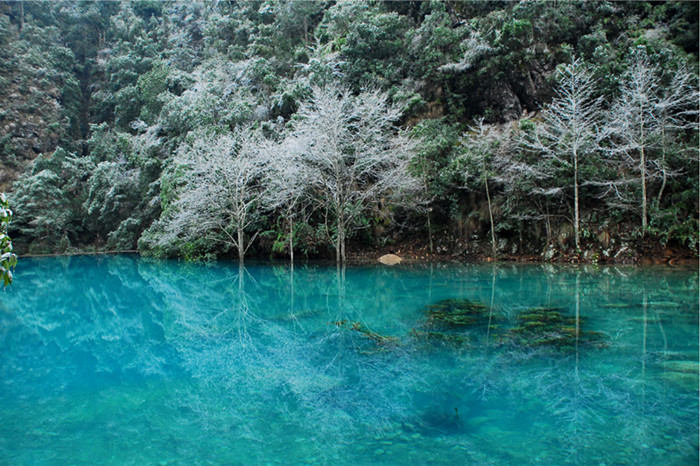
xmin=16 ymin=248 xmax=698 ymax=266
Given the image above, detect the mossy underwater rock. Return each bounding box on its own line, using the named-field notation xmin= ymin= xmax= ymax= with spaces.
xmin=411 ymin=298 xmax=499 ymax=348
xmin=506 ymin=307 xmax=605 ymax=351
xmin=424 ymin=299 xmax=493 ymax=329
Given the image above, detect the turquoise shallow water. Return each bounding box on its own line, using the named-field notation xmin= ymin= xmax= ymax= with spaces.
xmin=0 ymin=256 xmax=697 ymax=465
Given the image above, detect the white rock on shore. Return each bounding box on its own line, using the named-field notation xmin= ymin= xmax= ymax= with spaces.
xmin=378 ymin=254 xmax=403 ymax=265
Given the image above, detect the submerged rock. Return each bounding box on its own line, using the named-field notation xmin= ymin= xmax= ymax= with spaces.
xmin=411 ymin=298 xmax=499 ymax=349
xmin=424 ymin=299 xmax=492 ymax=329
xmin=506 ymin=307 xmax=606 ymax=351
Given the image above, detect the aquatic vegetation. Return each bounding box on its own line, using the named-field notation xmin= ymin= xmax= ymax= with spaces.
xmin=506 ymin=307 xmax=606 ymax=351
xmin=410 ymin=298 xmax=501 ymax=349
xmin=330 ymin=320 xmax=400 ymax=346
xmin=424 ymin=299 xmax=492 ymax=329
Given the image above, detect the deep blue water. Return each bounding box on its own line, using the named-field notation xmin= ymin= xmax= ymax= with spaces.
xmin=0 ymin=255 xmax=697 ymax=465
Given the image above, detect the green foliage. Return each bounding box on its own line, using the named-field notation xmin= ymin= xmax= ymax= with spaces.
xmin=405 ymin=2 xmax=464 ymax=81
xmin=648 ymin=198 xmax=700 ymax=253
xmin=106 ymin=217 xmax=142 ymax=251
xmin=138 ymin=221 xmax=222 ymax=261
xmin=265 ymin=219 xmax=326 ymax=259
xmin=0 ymin=193 xmax=17 ymax=286
xmin=83 ymin=161 xmax=139 ymax=235
xmin=132 ymin=0 xmax=163 ymax=20
xmin=114 ymin=85 xmax=143 ymax=130
xmin=83 ymin=125 xmax=162 ymax=250
xmin=321 ymin=1 xmax=409 ymax=91
xmin=410 ymin=118 xmax=463 ymax=218
xmin=138 ymin=62 xmax=170 ymax=124
xmin=61 ymin=74 xmax=83 ymax=138
xmin=11 ymin=148 xmax=92 ymax=253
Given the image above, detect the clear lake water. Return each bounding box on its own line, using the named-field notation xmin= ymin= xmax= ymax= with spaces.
xmin=0 ymin=255 xmax=698 ymax=465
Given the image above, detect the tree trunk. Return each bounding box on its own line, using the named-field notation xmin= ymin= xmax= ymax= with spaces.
xmin=335 ymin=208 xmax=346 ymax=264
xmin=290 ymin=263 xmax=295 ymax=314
xmin=335 ymin=214 xmax=344 ymax=264
xmin=573 ymin=150 xmax=580 ymax=251
xmin=574 ymin=273 xmax=580 ymax=380
xmin=484 ymin=175 xmax=497 ymax=257
xmin=238 ymin=260 xmax=245 ymax=293
xmin=237 ymin=227 xmax=245 ymax=264
xmin=289 ymin=217 xmax=294 ymax=265
xmin=486 ymin=266 xmax=496 ymax=346
xmin=641 ymin=146 xmax=647 ymax=232
xmin=657 ymin=120 xmax=667 ymax=206
xmin=640 ymin=107 xmax=648 ymax=232
xmin=424 ymin=176 xmax=433 ymax=255
xmin=335 ymin=221 xmax=341 ymax=265
xmin=340 ymin=228 xmax=346 ymax=264
xmin=427 ymin=208 xmax=434 ymax=255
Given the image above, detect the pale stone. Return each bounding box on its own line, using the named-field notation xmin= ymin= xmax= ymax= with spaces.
xmin=378 ymin=254 xmax=402 ymax=265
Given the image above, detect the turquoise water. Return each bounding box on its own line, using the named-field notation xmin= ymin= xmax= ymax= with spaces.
xmin=0 ymin=256 xmax=697 ymax=465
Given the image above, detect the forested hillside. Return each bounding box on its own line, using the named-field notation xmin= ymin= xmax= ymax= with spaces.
xmin=1 ymin=0 xmax=697 ymax=262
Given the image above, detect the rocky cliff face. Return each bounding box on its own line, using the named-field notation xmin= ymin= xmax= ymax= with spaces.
xmin=456 ymin=54 xmax=557 ymax=122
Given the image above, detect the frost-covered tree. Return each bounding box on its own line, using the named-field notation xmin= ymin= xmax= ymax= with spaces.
xmin=605 ymin=49 xmax=660 ymax=230
xmin=0 ymin=193 xmax=17 ymax=286
xmin=652 ymin=63 xmax=699 ymax=205
xmin=525 ymin=58 xmax=602 ymax=250
xmin=460 ymin=117 xmax=507 ymax=257
xmin=292 ymin=85 xmax=418 ymax=263
xmin=262 ymin=134 xmax=312 ymax=265
xmin=158 ymin=127 xmax=271 ymax=263
xmin=603 ymin=48 xmax=698 ymax=235
xmin=157 ymin=58 xmax=255 ymax=138
xmin=494 ymin=122 xmax=560 ymax=248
